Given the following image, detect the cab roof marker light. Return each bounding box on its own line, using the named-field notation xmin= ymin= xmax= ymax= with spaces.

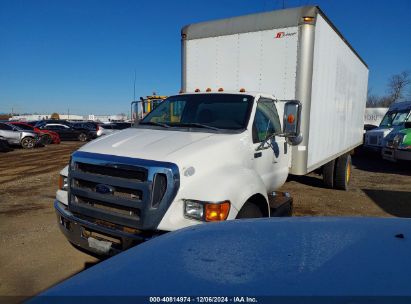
xmin=218 ymin=88 xmax=224 ymax=92
xmin=239 ymin=88 xmax=246 ymax=92
xmin=303 ymin=16 xmax=315 ymax=22
xmin=195 ymin=88 xmax=200 ymax=92
xmin=206 ymin=88 xmax=212 ymax=92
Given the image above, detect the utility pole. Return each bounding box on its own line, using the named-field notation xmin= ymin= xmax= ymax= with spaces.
xmin=68 ymin=107 xmax=70 ymax=120
xmin=133 ymin=68 xmax=137 ymax=102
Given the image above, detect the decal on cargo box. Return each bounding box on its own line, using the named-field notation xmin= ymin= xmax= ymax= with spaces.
xmin=275 ymin=32 xmax=297 ymax=38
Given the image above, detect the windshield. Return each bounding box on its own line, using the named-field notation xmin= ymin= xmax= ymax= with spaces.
xmin=140 ymin=94 xmax=253 ymax=131
xmin=6 ymin=123 xmax=22 ymax=131
xmin=379 ymin=109 xmax=410 ymax=127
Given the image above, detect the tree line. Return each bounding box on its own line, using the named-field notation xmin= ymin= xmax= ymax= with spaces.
xmin=367 ymin=71 xmax=411 ymax=108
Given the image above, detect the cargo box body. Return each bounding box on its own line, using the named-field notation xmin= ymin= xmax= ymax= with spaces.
xmin=182 ymin=6 xmax=369 ymax=175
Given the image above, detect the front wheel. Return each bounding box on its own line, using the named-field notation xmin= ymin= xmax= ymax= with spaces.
xmin=78 ymin=133 xmax=88 ymax=142
xmin=236 ymin=202 xmax=264 ymax=219
xmin=21 ymin=137 xmax=36 ymax=149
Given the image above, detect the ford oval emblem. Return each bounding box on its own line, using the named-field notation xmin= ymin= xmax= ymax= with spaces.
xmin=95 ymin=184 xmax=114 ymax=195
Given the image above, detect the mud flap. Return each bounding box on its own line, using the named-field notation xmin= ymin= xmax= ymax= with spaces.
xmin=268 ymin=191 xmax=293 ymax=217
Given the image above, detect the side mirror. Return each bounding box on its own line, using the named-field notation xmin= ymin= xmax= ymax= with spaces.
xmin=283 ymin=100 xmax=303 ymax=146
xmin=404 ymin=121 xmax=411 ymax=129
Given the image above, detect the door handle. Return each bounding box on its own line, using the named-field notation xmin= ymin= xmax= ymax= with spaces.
xmin=254 ymin=152 xmax=262 ymax=158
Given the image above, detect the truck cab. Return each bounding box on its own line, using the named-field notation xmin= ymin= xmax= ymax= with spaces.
xmin=382 ymin=120 xmax=411 ymax=162
xmin=55 ymin=92 xmax=300 ymax=256
xmin=364 ymin=101 xmax=411 ymax=152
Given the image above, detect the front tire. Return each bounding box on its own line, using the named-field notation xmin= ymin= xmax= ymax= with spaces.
xmin=78 ymin=133 xmax=88 ymax=142
xmin=236 ymin=202 xmax=264 ymax=219
xmin=21 ymin=137 xmax=36 ymax=149
xmin=334 ymin=154 xmax=352 ymax=190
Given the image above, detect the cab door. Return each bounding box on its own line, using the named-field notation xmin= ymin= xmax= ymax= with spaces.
xmin=251 ymin=97 xmax=290 ymax=192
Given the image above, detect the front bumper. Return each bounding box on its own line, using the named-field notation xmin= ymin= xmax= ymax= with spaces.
xmin=363 ymin=144 xmax=382 ymax=153
xmin=382 ymin=147 xmax=411 ymax=161
xmin=54 ymin=200 xmax=162 ymax=257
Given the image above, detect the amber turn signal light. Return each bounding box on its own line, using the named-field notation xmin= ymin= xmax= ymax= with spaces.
xmin=58 ymin=175 xmax=63 ymax=189
xmin=287 ymin=114 xmax=295 ymax=124
xmin=303 ymin=16 xmax=315 ymax=22
xmin=205 ymin=201 xmax=230 ymax=222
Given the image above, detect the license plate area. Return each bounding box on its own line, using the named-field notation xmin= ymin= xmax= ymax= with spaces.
xmin=82 ymin=227 xmax=121 ymax=244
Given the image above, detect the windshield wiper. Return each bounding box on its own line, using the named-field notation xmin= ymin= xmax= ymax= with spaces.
xmin=139 ymin=121 xmax=170 ymax=128
xmin=172 ymin=122 xmax=220 ymax=130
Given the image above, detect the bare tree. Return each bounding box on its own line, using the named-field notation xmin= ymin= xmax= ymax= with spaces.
xmin=387 ymin=71 xmax=411 ymax=104
xmin=366 ymin=88 xmax=380 ymax=107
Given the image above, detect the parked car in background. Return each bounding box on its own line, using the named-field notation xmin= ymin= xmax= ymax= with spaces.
xmin=0 ymin=136 xmax=13 ymax=152
xmin=364 ymin=101 xmax=411 ymax=152
xmin=8 ymin=121 xmax=60 ymax=144
xmin=70 ymin=121 xmax=99 ymax=132
xmin=37 ymin=122 xmax=96 ymax=142
xmin=382 ymin=121 xmax=411 ymax=162
xmin=96 ymin=122 xmax=132 ymax=137
xmin=0 ymin=122 xmax=39 ymax=149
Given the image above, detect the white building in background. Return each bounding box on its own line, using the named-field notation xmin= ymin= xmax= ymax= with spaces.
xmin=56 ymin=114 xmax=84 ymax=120
xmin=9 ymin=114 xmax=50 ymax=121
xmin=87 ymin=114 xmax=127 ymax=122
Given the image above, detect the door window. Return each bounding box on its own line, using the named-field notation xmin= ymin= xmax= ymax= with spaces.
xmin=0 ymin=123 xmax=13 ymax=130
xmin=252 ymin=98 xmax=281 ymax=143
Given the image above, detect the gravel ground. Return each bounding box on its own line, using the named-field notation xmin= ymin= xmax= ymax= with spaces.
xmin=0 ymin=142 xmax=410 ymax=300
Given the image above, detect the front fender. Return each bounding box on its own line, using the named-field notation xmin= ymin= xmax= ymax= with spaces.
xmin=157 ymin=165 xmax=268 ymax=231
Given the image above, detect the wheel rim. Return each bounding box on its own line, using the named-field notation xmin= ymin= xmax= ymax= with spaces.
xmin=23 ymin=138 xmax=34 ymax=148
xmin=346 ymin=162 xmax=351 ymax=184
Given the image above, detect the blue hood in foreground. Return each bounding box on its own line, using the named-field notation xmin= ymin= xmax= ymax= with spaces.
xmin=33 ymin=217 xmax=411 ymax=298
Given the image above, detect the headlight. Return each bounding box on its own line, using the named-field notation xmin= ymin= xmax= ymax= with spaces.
xmin=184 ymin=200 xmax=230 ymax=222
xmin=58 ymin=175 xmax=68 ymax=191
xmin=393 ymin=134 xmax=404 ymax=147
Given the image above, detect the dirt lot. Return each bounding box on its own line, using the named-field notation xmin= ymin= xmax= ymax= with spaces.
xmin=0 ymin=142 xmax=410 ymax=299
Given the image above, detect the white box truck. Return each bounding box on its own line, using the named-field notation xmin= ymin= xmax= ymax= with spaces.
xmin=54 ymin=6 xmax=368 ymax=256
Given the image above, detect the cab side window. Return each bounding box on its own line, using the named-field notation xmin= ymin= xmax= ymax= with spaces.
xmin=252 ymin=98 xmax=281 ymax=143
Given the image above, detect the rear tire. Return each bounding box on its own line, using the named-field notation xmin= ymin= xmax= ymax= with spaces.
xmin=334 ymin=154 xmax=352 ymax=190
xmin=236 ymin=202 xmax=264 ymax=219
xmin=322 ymin=159 xmax=335 ymax=188
xmin=21 ymin=137 xmax=36 ymax=149
xmin=78 ymin=133 xmax=88 ymax=142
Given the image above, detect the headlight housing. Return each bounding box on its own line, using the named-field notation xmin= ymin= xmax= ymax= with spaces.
xmin=184 ymin=200 xmax=230 ymax=222
xmin=58 ymin=175 xmax=68 ymax=191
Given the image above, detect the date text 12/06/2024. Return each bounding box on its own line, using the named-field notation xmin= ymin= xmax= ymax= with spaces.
xmin=149 ymin=297 xmax=258 ymax=303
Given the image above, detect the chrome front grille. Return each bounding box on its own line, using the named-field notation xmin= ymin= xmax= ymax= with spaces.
xmin=68 ymin=151 xmax=180 ymax=230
